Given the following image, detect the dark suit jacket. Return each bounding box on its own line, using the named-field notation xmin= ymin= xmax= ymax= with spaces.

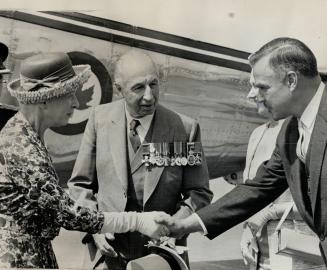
xmin=68 ymin=99 xmax=213 ymax=267
xmin=198 ymin=86 xmax=327 ymax=258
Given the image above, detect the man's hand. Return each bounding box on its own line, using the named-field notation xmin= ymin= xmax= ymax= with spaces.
xmin=93 ymin=233 xmax=117 ymax=257
xmin=136 ymin=212 xmax=170 ymax=239
xmin=240 ymin=225 xmax=258 ymax=266
xmin=154 ymin=213 xmax=187 ymax=239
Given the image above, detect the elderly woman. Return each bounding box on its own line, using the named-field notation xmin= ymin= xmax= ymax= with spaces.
xmin=0 ymin=53 xmax=168 ymax=268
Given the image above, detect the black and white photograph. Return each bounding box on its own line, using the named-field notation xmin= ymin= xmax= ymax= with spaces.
xmin=0 ymin=1 xmax=327 ymax=269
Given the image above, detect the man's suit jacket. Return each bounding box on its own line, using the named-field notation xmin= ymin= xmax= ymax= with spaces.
xmin=197 ymin=86 xmax=327 ymax=261
xmin=68 ymin=99 xmax=212 ymax=266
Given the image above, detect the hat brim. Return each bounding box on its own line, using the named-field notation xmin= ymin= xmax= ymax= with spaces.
xmin=148 ymin=244 xmax=189 ymax=270
xmin=7 ymin=64 xmax=91 ymax=104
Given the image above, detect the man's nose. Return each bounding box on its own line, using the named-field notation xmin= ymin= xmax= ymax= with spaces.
xmin=247 ymin=87 xmax=258 ymax=100
xmin=143 ymin=85 xmax=154 ymax=101
xmin=72 ymin=94 xmax=79 ymax=109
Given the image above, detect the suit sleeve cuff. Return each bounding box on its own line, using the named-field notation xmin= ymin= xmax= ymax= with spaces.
xmin=192 ymin=213 xmax=208 ymax=235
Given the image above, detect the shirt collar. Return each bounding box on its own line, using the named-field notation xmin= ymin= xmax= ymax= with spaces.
xmin=124 ymin=103 xmax=154 ymax=131
xmin=300 ymin=81 xmax=325 ymax=130
xmin=266 ymin=119 xmax=279 ymax=128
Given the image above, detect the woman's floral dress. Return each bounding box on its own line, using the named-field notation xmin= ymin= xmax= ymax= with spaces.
xmin=0 ymin=112 xmax=104 ymax=268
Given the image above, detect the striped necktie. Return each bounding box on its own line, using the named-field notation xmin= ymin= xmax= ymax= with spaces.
xmin=129 ymin=119 xmax=141 ymax=152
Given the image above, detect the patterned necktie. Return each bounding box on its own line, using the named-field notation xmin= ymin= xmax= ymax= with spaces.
xmin=129 ymin=119 xmax=141 ymax=152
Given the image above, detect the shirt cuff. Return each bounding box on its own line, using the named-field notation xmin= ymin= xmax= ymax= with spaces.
xmin=192 ymin=213 xmax=208 ymax=235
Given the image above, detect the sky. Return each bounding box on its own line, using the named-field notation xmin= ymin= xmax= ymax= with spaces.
xmin=1 ymin=0 xmax=327 ymax=69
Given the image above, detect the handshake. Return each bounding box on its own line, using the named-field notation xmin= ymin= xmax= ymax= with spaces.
xmin=136 ymin=212 xmax=190 ymax=240
xmin=101 ymin=211 xmax=189 ymax=240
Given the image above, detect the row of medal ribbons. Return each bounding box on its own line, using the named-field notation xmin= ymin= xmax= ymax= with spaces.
xmin=141 ymin=142 xmax=202 ymax=167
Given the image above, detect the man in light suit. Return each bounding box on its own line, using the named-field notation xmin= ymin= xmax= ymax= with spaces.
xmin=68 ymin=50 xmax=212 ymax=269
xmin=157 ymin=37 xmax=327 ymax=267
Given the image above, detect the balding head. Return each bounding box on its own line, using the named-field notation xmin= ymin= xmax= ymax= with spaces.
xmin=114 ymin=50 xmax=160 ymax=118
xmin=114 ymin=50 xmax=158 ymax=86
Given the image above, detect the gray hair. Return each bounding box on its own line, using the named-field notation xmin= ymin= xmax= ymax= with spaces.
xmin=248 ymin=37 xmax=318 ymax=78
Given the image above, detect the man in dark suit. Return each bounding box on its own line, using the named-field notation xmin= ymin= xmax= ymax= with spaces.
xmin=156 ymin=37 xmax=327 ymax=266
xmin=68 ymin=50 xmax=212 ymax=269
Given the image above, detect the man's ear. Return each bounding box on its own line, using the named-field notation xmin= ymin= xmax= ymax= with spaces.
xmin=286 ymin=71 xmax=297 ymax=93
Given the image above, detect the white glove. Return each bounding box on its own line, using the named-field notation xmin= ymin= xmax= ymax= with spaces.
xmin=136 ymin=212 xmax=170 ymax=239
xmin=240 ymin=224 xmax=259 ymax=266
xmin=247 ymin=204 xmax=279 ymax=237
xmin=101 ymin=211 xmax=169 ymax=240
xmin=93 ymin=233 xmax=117 ymax=257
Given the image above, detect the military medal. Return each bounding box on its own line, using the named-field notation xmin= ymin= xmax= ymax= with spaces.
xmin=156 ymin=156 xmax=164 ymax=166
xmin=170 ymin=157 xmax=175 ymax=166
xmin=187 ymin=142 xmax=202 ymax=165
xmin=181 ymin=156 xmax=188 ymax=166
xmin=149 ymin=143 xmax=156 ymax=165
xmin=180 ymin=142 xmax=188 ymax=166
xmin=195 ymin=153 xmax=202 ymax=165
xmin=142 ymin=143 xmax=151 ymax=167
xmin=195 ymin=142 xmax=202 ymax=165
xmin=152 ymin=143 xmax=163 ymax=166
xmin=169 ymin=143 xmax=175 ymax=166
xmin=162 ymin=142 xmax=170 ymax=166
xmin=144 ymin=141 xmax=202 ymax=167
xmin=187 ymin=155 xmax=196 ymax=166
xmin=187 ymin=142 xmax=196 ymax=166
xmin=175 ymin=156 xmax=181 ymax=166
xmin=174 ymin=142 xmax=183 ymax=166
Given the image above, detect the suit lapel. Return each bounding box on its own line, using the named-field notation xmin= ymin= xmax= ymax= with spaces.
xmin=282 ymin=117 xmax=314 ymax=226
xmin=283 ymin=118 xmax=303 ymax=194
xmin=108 ymin=100 xmax=128 ymax=192
xmin=283 ymin=117 xmax=299 ymax=165
xmin=309 ymin=87 xmax=327 ymax=216
xmin=130 ymin=145 xmax=144 ymax=174
xmin=143 ymin=105 xmax=173 ymax=205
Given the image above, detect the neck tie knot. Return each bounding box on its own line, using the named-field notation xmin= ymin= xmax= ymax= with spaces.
xmin=129 ymin=119 xmax=140 ymax=136
xmin=129 ymin=119 xmax=141 ymax=152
